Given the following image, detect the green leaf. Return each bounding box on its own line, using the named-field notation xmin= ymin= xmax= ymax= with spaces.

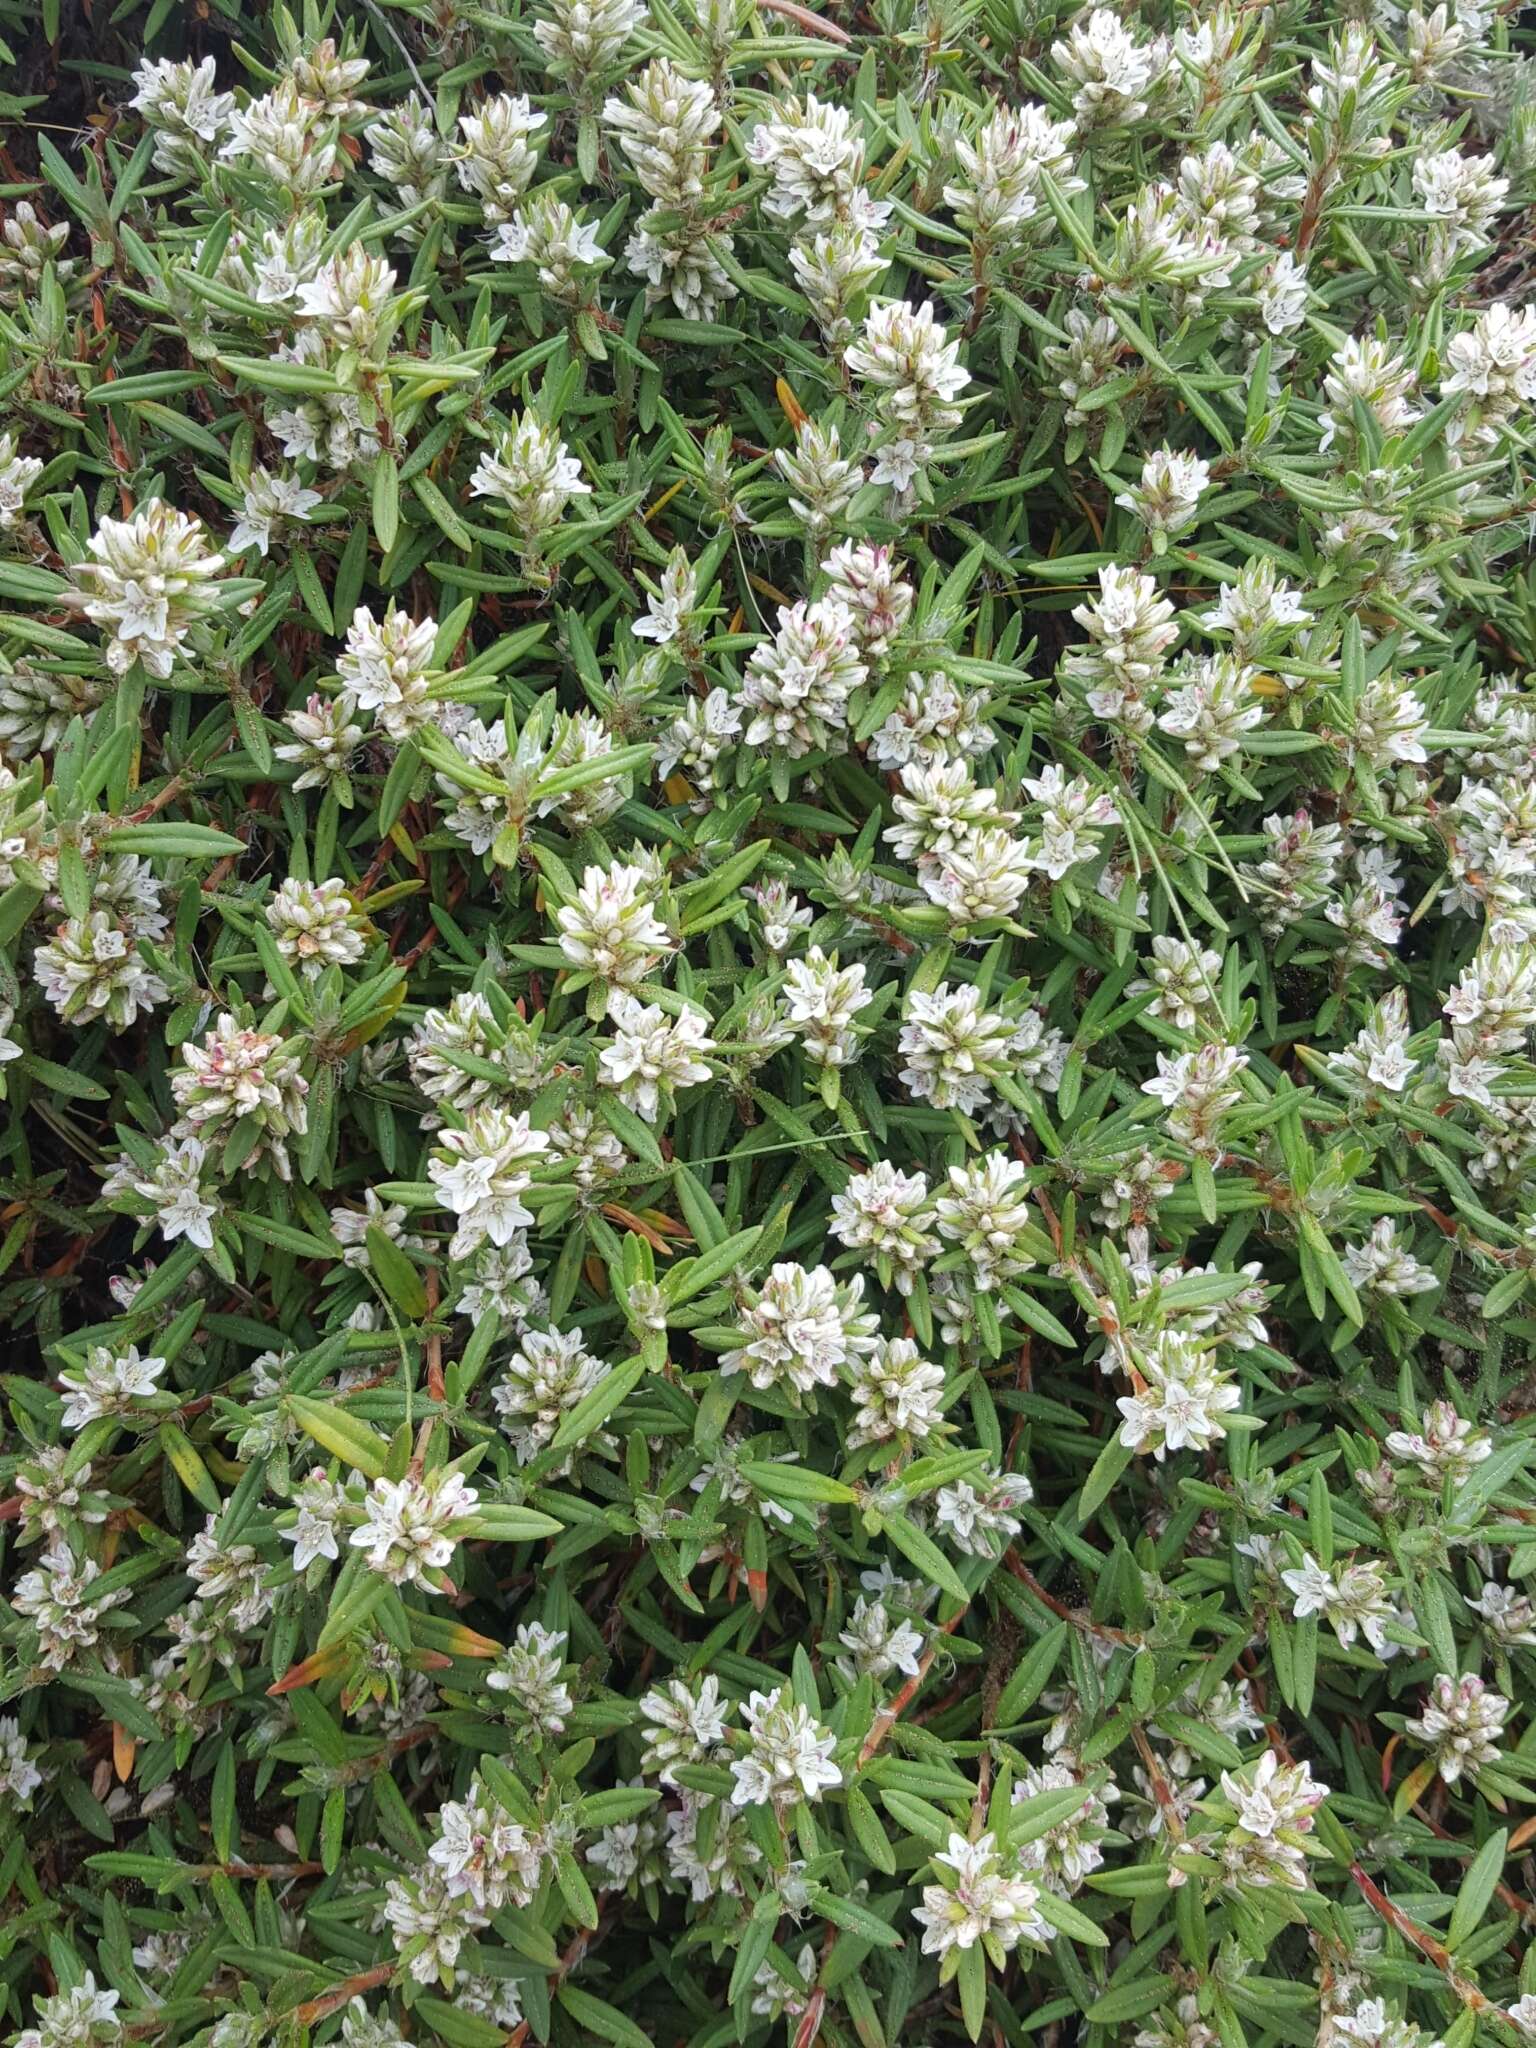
xmin=372 ymin=451 xmax=400 ymax=553
xmin=99 ymin=824 xmax=247 ymax=858
xmin=551 ymin=1354 xmax=647 ymax=1449
xmin=1033 ymin=1888 xmax=1109 ymax=1946
xmin=555 ymin=1985 xmax=653 ymax=2048
xmin=878 ymin=1512 xmax=969 ymax=1603
xmin=957 ymin=1944 xmax=987 ymax=2041
xmin=366 ymin=1225 xmax=428 ymax=1319
xmin=287 ymin=1394 xmax=391 ymax=1479
xmin=416 ymin=2002 xmax=508 ymax=2048
xmin=737 ymin=1460 xmax=859 ymax=1506
xmin=992 ymin=1624 xmax=1069 ymax=1726
xmin=809 ymin=1887 xmax=902 ymax=1948
xmin=1076 ymin=1433 xmax=1134 ymax=1522
xmin=1447 ymin=1829 xmax=1507 ymax=1951
xmin=1086 ymin=1978 xmax=1177 ymax=2026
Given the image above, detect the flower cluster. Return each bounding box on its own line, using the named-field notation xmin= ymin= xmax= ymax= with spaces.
xmin=3 ymin=1 xmax=1536 ymax=2045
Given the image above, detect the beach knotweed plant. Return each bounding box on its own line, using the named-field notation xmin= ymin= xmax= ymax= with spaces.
xmin=3 ymin=0 xmax=1536 ymax=2042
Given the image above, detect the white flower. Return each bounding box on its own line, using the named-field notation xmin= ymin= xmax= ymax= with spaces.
xmin=599 ymin=992 xmax=714 ymax=1120
xmin=1140 ymin=1043 xmax=1248 ymax=1157
xmin=868 ymin=668 xmax=995 ymax=772
xmin=721 ymin=1262 xmax=877 ymax=1396
xmin=221 ymin=80 xmax=340 ymax=198
xmin=1130 ymin=937 xmax=1222 ymax=1032
xmin=846 ymin=301 xmax=969 ymax=492
xmin=0 ymin=1717 xmax=43 ymax=1807
xmin=1330 ymin=2000 xmax=1441 ymax=2048
xmin=34 ymin=912 xmax=169 ymax=1031
xmin=492 ymin=1326 xmax=610 ymax=1461
xmin=0 ymin=431 xmax=43 ymax=530
xmin=1405 ymin=1673 xmax=1509 ymax=1785
xmin=747 ymin=92 xmax=884 ymax=229
xmin=469 ymin=410 xmax=590 ymax=564
xmin=664 ymin=1793 xmax=761 ymax=1900
xmin=790 ymin=224 xmax=885 ymax=347
xmin=1256 ymin=252 xmax=1310 ymax=335
xmin=821 ymin=541 xmax=913 ymax=658
xmin=847 ymin=1336 xmax=946 ymax=1446
xmin=1319 ymin=337 xmax=1419 ymax=454
xmin=1053 ymin=8 xmax=1168 ymax=127
xmin=1411 ymin=147 xmax=1508 ymax=271
xmin=945 ymin=102 xmax=1081 ymax=244
xmin=11 ymin=1545 xmax=124 ymax=1670
xmin=338 ymin=603 xmax=436 ymax=741
xmin=729 ymin=1687 xmax=842 ymax=1807
xmin=131 ymin=1136 xmax=219 ymax=1250
xmin=266 ymin=329 xmax=380 ymax=470
xmin=241 ymin=213 xmax=326 ymax=305
xmin=58 ymin=1344 xmax=166 ymax=1428
xmin=1065 ymin=562 xmax=1178 ymax=726
xmin=369 ymin=94 xmax=449 ymax=218
xmin=72 ymin=500 xmax=226 ymax=679
xmin=632 ymin=548 xmax=697 ymax=647
xmin=350 ymin=1467 xmax=480 ymax=1589
xmin=1156 ymin=655 xmax=1264 ymax=770
xmin=1280 ymin=1550 xmax=1397 ymax=1654
xmin=638 ymin=1675 xmax=733 ymax=1785
xmin=266 ymin=876 xmax=365 ymax=971
xmin=1022 ymin=763 xmax=1119 ymax=880
xmin=934 ymin=1469 xmax=1033 ymax=1558
xmin=1466 ymin=1581 xmax=1536 ymax=1649
xmin=1116 ymin=446 xmax=1209 ymax=540
xmin=1013 ymin=1762 xmax=1113 ymax=1895
xmin=495 ymin=191 xmax=610 ymax=299
xmin=829 ymin=1160 xmax=938 ymax=1295
xmin=1383 ymin=1398 xmax=1490 ymax=1479
xmin=739 ymin=599 xmax=866 ymax=758
xmin=428 ymin=1107 xmax=551 ymax=1259
xmin=655 ymin=687 xmax=741 ymax=791
xmin=277 ymin=692 xmax=364 ymax=793
xmin=283 ymin=1467 xmax=347 ymax=1571
xmin=341 ymin=2000 xmax=410 ymax=2048
xmin=485 ymin=1622 xmax=573 ymax=1735
xmin=1443 ymin=303 xmax=1536 ymax=439
xmin=776 ymin=418 xmax=864 ymax=536
xmin=132 ymin=55 xmax=235 ymax=175
xmin=557 ymin=862 xmax=674 ymax=988
xmin=535 ymin=0 xmax=645 ymax=84
xmin=887 ymin=761 xmax=1013 ymax=866
xmin=603 ymin=60 xmax=719 ymax=209
xmin=383 ymin=1865 xmax=488 ymax=1983
xmin=836 ymin=1596 xmax=924 ymax=1684
xmin=1115 ymin=1332 xmax=1240 ymax=1459
xmin=1331 ymin=988 xmax=1416 ymax=1095
xmin=913 ymin=1831 xmax=1049 ymax=1959
xmin=624 ymin=219 xmax=737 ymax=323
xmin=1218 ymin=1749 xmax=1328 ymax=1838
xmin=921 ymin=825 xmax=1035 ymax=928
xmin=1343 ymin=1219 xmax=1438 ymax=1300
xmin=1347 ymin=678 xmax=1430 ymax=782
xmin=934 ymin=1153 xmax=1037 ymax=1291
xmin=453 ymin=95 xmax=547 ymax=222
xmin=12 ymin=1974 xmax=121 ymax=2048
xmin=782 ymin=947 xmax=873 ymax=1067
xmin=229 ymin=468 xmax=322 ymax=556
xmin=171 ymin=1015 xmax=309 ymax=1175
xmin=749 ymin=1942 xmax=819 ymax=2024
xmin=296 ymin=250 xmax=397 ymax=352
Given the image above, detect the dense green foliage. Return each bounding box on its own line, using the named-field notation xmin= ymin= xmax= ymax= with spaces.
xmin=2 ymin=0 xmax=1536 ymax=2044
